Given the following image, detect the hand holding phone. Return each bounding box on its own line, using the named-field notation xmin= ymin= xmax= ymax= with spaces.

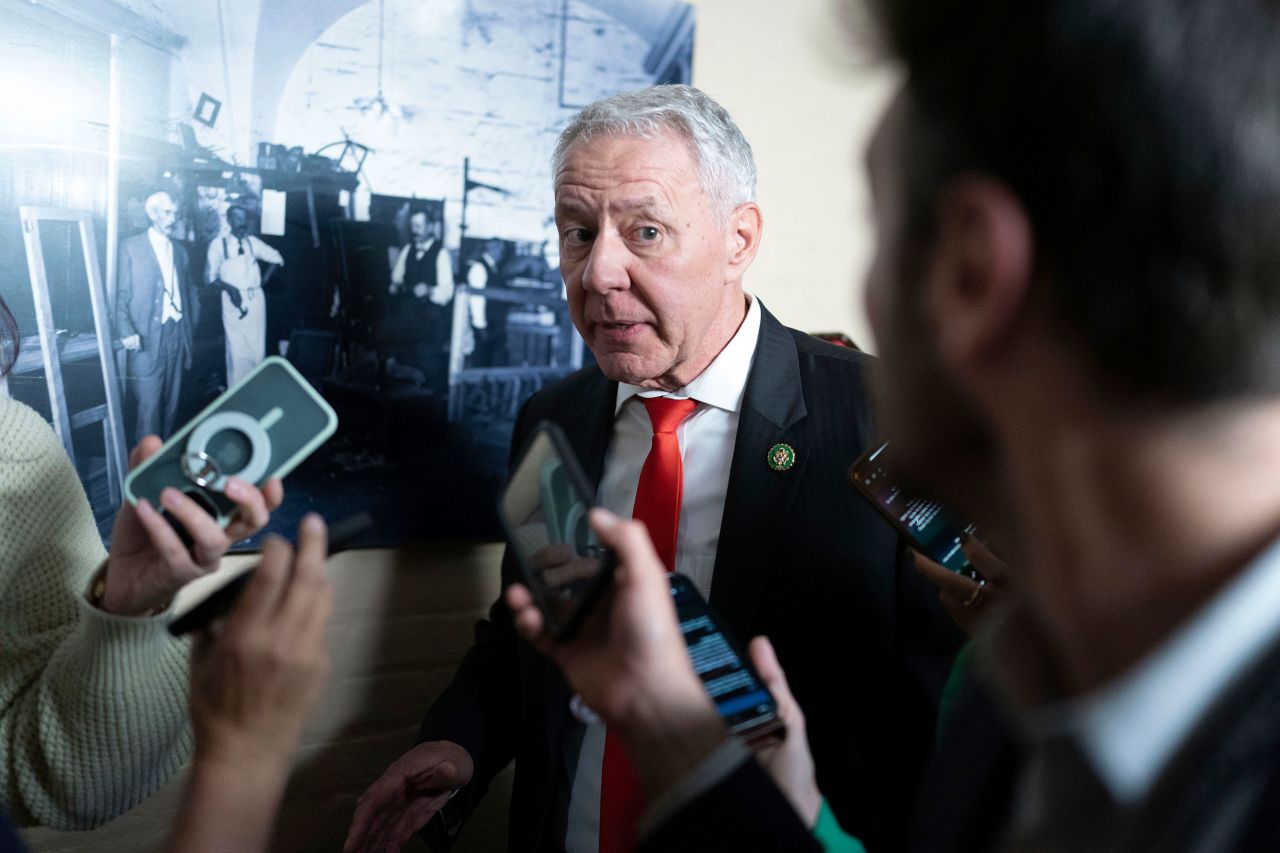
xmin=498 ymin=422 xmax=615 ymax=639
xmin=500 ymin=427 xmax=784 ymax=743
xmin=99 ymin=439 xmax=283 ymax=617
xmin=125 ymin=357 xmax=338 ymax=535
xmin=670 ymin=574 xmax=785 ymax=746
xmin=849 ymin=440 xmax=983 ymax=581
xmin=169 ymin=511 xmax=372 ymax=636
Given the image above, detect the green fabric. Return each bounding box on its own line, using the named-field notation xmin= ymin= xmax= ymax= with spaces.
xmin=811 ymin=797 xmax=868 ymax=853
xmin=0 ymin=398 xmax=191 ymax=829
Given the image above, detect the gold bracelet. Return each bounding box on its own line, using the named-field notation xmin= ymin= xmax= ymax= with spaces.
xmin=86 ymin=562 xmax=110 ymax=609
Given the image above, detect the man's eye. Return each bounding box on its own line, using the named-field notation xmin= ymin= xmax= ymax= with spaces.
xmin=636 ymin=226 xmax=660 ymax=241
xmin=564 ymin=228 xmax=592 ymax=245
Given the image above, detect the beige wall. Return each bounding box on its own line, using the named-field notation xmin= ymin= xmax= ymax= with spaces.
xmin=20 ymin=2 xmax=893 ymax=851
xmin=689 ymin=0 xmax=896 ymax=352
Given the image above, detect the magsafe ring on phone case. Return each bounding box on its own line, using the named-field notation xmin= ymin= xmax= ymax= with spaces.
xmin=182 ymin=410 xmax=273 ymax=492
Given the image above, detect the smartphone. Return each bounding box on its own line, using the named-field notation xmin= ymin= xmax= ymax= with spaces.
xmin=125 ymin=357 xmax=338 ymax=532
xmin=670 ymin=574 xmax=785 ymax=747
xmin=848 ymin=440 xmax=982 ymax=581
xmin=498 ymin=421 xmax=614 ymax=639
xmin=168 ymin=511 xmax=373 ymax=636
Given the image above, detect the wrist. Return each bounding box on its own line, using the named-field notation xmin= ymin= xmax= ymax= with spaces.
xmin=98 ymin=559 xmax=173 ymax=617
xmin=614 ymin=673 xmax=726 ymax=801
xmin=171 ymin=744 xmax=292 ymax=852
xmin=194 ymin=721 xmax=299 ymax=779
xmin=798 ymin=783 xmax=823 ymax=829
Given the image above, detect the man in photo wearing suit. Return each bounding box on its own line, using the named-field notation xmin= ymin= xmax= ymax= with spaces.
xmin=501 ymin=1 xmax=1280 ymax=851
xmin=115 ymin=190 xmax=199 ymax=443
xmin=345 ymin=85 xmax=960 ymax=853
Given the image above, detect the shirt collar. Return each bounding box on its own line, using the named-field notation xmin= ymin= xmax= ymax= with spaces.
xmin=1050 ymin=534 xmax=1280 ymax=803
xmin=613 ymin=294 xmax=761 ymax=414
xmin=148 ymin=227 xmax=171 ymax=250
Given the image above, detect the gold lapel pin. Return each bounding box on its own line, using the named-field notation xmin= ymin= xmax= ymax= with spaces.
xmin=767 ymin=443 xmax=796 ymax=472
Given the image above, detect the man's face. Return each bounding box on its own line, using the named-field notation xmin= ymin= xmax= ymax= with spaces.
xmin=864 ymin=94 xmax=993 ymax=492
xmin=554 ymin=131 xmax=743 ymax=390
xmin=227 ymin=207 xmax=247 ymax=238
xmin=149 ymin=195 xmax=177 ymax=235
xmin=410 ymin=213 xmax=429 ymax=241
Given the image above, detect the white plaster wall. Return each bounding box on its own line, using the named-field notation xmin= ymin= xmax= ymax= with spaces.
xmin=687 ymin=0 xmax=897 ymax=351
xmin=273 ymin=0 xmax=655 ymax=247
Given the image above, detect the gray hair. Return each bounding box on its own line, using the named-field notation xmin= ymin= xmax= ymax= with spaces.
xmin=144 ymin=191 xmax=174 ymax=218
xmin=552 ymin=85 xmax=758 ymax=217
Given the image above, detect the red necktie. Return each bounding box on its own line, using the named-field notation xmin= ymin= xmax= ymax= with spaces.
xmin=598 ymin=396 xmax=697 ymax=853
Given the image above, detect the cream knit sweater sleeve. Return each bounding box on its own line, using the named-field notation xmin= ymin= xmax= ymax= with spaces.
xmin=0 ymin=398 xmax=192 ymax=829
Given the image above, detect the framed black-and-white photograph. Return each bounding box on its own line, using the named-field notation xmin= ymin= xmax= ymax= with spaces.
xmin=0 ymin=0 xmax=695 ymax=546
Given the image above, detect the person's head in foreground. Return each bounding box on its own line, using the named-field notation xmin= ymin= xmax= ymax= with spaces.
xmin=552 ymin=84 xmax=763 ymax=392
xmin=863 ymin=0 xmax=1280 ymax=689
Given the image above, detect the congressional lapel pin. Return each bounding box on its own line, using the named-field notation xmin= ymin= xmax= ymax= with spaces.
xmin=767 ymin=442 xmax=796 ymax=472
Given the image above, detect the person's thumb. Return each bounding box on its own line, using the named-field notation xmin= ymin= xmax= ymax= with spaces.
xmin=588 ymin=508 xmax=666 ymax=588
xmin=749 ymin=636 xmax=803 ymax=724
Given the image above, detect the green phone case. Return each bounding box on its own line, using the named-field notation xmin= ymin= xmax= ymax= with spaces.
xmin=123 ymin=356 xmax=338 ymax=527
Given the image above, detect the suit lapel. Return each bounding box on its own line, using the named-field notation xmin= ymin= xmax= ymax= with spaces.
xmin=709 ymin=307 xmax=809 ymax=636
xmin=556 ymin=368 xmax=617 ymax=489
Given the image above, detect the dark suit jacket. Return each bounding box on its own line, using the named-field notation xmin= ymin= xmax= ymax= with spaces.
xmin=114 ymin=231 xmax=198 ymax=376
xmin=0 ymin=804 xmax=24 ymax=853
xmin=643 ymin=662 xmax=1020 ymax=853
xmin=419 ymin=306 xmax=962 ymax=852
xmin=649 ymin=615 xmax=1280 ymax=853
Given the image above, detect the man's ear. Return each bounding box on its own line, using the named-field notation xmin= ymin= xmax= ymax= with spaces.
xmin=725 ymin=202 xmax=763 ymax=279
xmin=925 ymin=175 xmax=1033 ymax=374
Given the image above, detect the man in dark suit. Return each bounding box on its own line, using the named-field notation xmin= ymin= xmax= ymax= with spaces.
xmin=502 ymin=1 xmax=1280 ymax=851
xmin=115 ymin=190 xmax=199 ymax=443
xmin=345 ymin=85 xmax=960 ymax=853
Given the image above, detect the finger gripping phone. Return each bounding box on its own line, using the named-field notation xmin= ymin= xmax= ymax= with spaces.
xmin=498 ymin=421 xmax=614 ymax=639
xmin=167 ymin=511 xmax=372 ymax=636
xmin=670 ymin=574 xmax=785 ymax=747
xmin=124 ymin=356 xmax=338 ymax=529
xmin=849 ymin=440 xmax=981 ymax=580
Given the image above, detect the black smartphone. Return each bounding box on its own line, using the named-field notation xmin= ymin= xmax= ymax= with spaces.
xmin=167 ymin=511 xmax=373 ymax=636
xmin=498 ymin=421 xmax=615 ymax=639
xmin=670 ymin=573 xmax=785 ymax=747
xmin=848 ymin=440 xmax=982 ymax=581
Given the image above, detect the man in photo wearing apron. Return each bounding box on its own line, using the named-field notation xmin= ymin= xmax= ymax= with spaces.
xmin=205 ymin=204 xmax=284 ymax=387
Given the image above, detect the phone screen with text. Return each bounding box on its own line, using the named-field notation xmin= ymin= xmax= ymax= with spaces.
xmin=499 ymin=426 xmax=612 ymax=638
xmin=670 ymin=574 xmax=782 ymax=743
xmin=850 ymin=441 xmax=980 ymax=578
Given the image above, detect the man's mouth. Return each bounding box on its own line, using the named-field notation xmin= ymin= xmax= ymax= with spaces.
xmin=595 ymin=320 xmax=644 ymax=340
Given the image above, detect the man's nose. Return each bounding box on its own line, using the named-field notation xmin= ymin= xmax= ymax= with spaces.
xmin=580 ymin=232 xmax=630 ymax=294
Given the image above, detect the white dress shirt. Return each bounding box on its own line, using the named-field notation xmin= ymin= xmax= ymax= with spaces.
xmin=205 ymin=233 xmax=284 ymax=294
xmin=466 ymin=254 xmax=495 ymax=329
xmin=1060 ymin=534 xmax=1280 ymax=804
xmin=564 ymin=294 xmax=762 ymax=853
xmin=147 ymin=227 xmax=182 ymax=323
